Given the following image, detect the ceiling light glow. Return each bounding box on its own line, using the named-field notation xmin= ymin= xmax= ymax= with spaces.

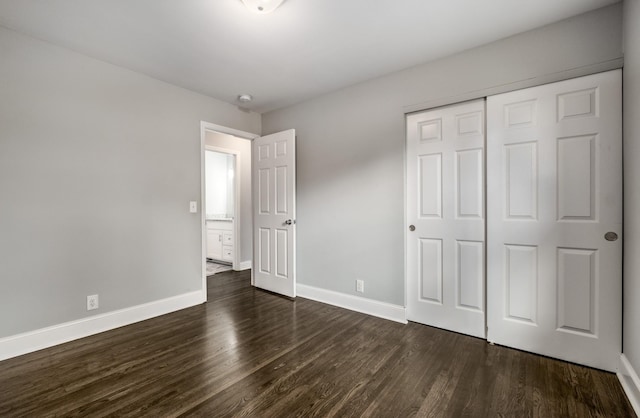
xmin=241 ymin=0 xmax=285 ymax=14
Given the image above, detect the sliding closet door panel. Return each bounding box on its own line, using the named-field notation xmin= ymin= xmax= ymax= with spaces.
xmin=407 ymin=99 xmax=486 ymax=339
xmin=487 ymin=70 xmax=622 ymax=372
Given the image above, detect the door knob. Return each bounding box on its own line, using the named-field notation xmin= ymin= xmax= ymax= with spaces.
xmin=285 ymin=219 xmax=296 ymax=225
xmin=409 ymin=225 xmax=415 ymax=231
xmin=605 ymin=232 xmax=618 ymax=241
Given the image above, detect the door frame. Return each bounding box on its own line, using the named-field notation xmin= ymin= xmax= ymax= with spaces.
xmin=200 ymin=121 xmax=259 ymax=301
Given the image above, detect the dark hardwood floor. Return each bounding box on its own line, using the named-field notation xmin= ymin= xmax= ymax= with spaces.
xmin=0 ymin=270 xmax=635 ymax=417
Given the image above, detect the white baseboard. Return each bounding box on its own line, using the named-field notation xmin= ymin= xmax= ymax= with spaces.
xmin=618 ymin=354 xmax=640 ymax=415
xmin=296 ymin=283 xmax=407 ymax=324
xmin=0 ymin=290 xmax=205 ymax=361
xmin=237 ymin=261 xmax=252 ymax=271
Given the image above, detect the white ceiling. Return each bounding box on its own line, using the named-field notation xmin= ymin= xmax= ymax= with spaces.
xmin=0 ymin=0 xmax=620 ymax=113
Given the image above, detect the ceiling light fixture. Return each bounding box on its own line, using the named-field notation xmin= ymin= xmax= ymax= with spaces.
xmin=241 ymin=0 xmax=285 ymax=14
xmin=238 ymin=94 xmax=253 ymax=103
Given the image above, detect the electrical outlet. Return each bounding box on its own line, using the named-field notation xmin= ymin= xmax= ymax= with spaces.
xmin=356 ymin=279 xmax=364 ymax=293
xmin=87 ymin=294 xmax=99 ymax=311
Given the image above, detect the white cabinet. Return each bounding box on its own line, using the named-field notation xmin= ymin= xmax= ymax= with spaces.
xmin=206 ymin=229 xmax=223 ymax=260
xmin=206 ymin=220 xmax=233 ymax=263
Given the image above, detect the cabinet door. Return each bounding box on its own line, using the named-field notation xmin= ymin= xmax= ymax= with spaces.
xmin=207 ymin=229 xmax=223 ymax=260
xmin=222 ymin=246 xmax=233 ymax=262
xmin=223 ymin=231 xmax=233 ymax=246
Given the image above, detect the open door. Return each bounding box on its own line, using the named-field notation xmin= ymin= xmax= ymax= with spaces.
xmin=252 ymin=129 xmax=296 ymax=297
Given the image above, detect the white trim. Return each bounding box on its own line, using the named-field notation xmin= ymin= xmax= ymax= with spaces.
xmin=201 ymin=122 xmax=260 ymax=141
xmin=200 ymin=125 xmax=207 ymax=301
xmin=237 ymin=260 xmax=252 ymax=271
xmin=403 ymin=59 xmax=623 ymax=115
xmin=297 ymin=283 xmax=407 ymax=324
xmin=205 ymin=145 xmax=241 ymax=271
xmin=618 ymin=354 xmax=640 ymax=415
xmin=200 ymin=121 xmax=258 ymax=302
xmin=0 ymin=291 xmax=204 ymax=361
xmin=403 ymin=104 xmax=409 ymax=310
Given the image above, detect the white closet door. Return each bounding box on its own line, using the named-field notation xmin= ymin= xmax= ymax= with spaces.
xmin=407 ymin=99 xmax=486 ymax=339
xmin=486 ymin=70 xmax=622 ymax=371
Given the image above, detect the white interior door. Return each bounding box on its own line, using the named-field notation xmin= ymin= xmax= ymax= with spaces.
xmin=486 ymin=70 xmax=622 ymax=371
xmin=252 ymin=129 xmax=296 ymax=297
xmin=407 ymin=99 xmax=486 ymax=339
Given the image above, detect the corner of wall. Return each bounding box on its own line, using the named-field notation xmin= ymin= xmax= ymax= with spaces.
xmin=622 ymin=0 xmax=640 ymax=413
xmin=296 ymin=283 xmax=407 ymax=324
xmin=618 ymin=354 xmax=640 ymax=415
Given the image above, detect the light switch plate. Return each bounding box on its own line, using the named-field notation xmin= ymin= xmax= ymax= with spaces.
xmin=189 ymin=201 xmax=198 ymax=213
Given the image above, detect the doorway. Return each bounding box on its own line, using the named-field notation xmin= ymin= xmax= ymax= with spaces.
xmin=200 ymin=122 xmax=258 ymax=298
xmin=204 ymin=148 xmax=237 ymax=275
xmin=200 ymin=122 xmax=298 ymax=300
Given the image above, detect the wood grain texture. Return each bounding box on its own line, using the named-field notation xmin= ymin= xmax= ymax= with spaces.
xmin=0 ymin=270 xmax=635 ymax=417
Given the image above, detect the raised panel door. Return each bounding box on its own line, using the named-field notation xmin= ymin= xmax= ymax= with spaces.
xmin=252 ymin=130 xmax=296 ymax=297
xmin=486 ymin=70 xmax=622 ymax=371
xmin=407 ymin=99 xmax=486 ymax=338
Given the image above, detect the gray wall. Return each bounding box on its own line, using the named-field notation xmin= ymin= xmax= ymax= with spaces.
xmin=623 ymin=0 xmax=640 ymax=380
xmin=0 ymin=26 xmax=260 ymax=338
xmin=205 ymin=132 xmax=253 ymax=266
xmin=262 ymin=4 xmax=623 ymax=307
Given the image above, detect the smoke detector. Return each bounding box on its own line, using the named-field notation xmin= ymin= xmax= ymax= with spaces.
xmin=241 ymin=0 xmax=285 ymax=14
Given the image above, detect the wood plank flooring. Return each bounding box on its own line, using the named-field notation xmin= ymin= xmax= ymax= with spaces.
xmin=0 ymin=270 xmax=635 ymax=417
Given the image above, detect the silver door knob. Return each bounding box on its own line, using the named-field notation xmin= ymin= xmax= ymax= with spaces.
xmin=605 ymin=232 xmax=618 ymax=241
xmin=409 ymin=225 xmax=415 ymax=231
xmin=285 ymin=219 xmax=295 ymax=225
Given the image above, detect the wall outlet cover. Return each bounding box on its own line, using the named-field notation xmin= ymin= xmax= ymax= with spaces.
xmin=87 ymin=294 xmax=99 ymax=311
